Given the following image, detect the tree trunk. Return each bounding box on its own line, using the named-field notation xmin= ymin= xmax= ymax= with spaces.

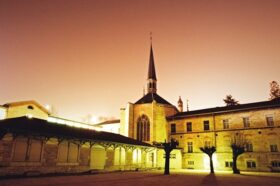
xmin=232 ymin=155 xmax=240 ymax=174
xmin=210 ymin=156 xmax=214 ymax=173
xmin=164 ymin=152 xmax=170 ymax=175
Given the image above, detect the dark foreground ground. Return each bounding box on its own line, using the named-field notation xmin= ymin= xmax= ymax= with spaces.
xmin=1 ymin=170 xmax=280 ymax=186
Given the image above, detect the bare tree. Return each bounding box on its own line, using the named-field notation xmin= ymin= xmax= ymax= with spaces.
xmin=269 ymin=81 xmax=280 ymax=100
xmin=231 ymin=134 xmax=248 ymax=174
xmin=154 ymin=139 xmax=178 ymax=175
xmin=200 ymin=146 xmax=216 ymax=173
xmin=224 ymin=95 xmax=239 ymax=106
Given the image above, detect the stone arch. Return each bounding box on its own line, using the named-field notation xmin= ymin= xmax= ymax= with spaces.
xmin=136 ymin=115 xmax=150 ymax=141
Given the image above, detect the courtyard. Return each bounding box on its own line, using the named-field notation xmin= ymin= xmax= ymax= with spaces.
xmin=0 ymin=170 xmax=280 ymax=186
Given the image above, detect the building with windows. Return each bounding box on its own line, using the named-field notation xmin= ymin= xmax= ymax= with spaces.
xmin=168 ymin=99 xmax=280 ymax=172
xmin=0 ymin=43 xmax=280 ymax=176
xmin=0 ymin=101 xmax=155 ymax=176
xmin=119 ymin=43 xmax=280 ymax=172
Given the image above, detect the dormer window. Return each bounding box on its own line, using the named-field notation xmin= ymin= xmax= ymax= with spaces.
xmin=27 ymin=105 xmax=34 ymax=110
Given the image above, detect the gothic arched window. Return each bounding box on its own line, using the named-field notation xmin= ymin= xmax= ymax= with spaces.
xmin=137 ymin=115 xmax=150 ymax=141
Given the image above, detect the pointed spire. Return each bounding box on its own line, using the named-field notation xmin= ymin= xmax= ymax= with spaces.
xmin=148 ymin=43 xmax=157 ymax=80
xmin=147 ymin=33 xmax=157 ymax=94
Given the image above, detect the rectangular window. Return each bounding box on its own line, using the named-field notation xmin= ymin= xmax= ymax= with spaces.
xmin=171 ymin=123 xmax=176 ymax=133
xmin=247 ymin=161 xmax=256 ymax=168
xmin=245 ymin=143 xmax=253 ymax=152
xmin=203 ymin=120 xmax=210 ymax=131
xmin=223 ymin=119 xmax=229 ymax=129
xmin=243 ymin=117 xmax=250 ymax=128
xmin=187 ymin=142 xmax=193 ymax=153
xmin=188 ymin=161 xmax=194 ymax=165
xmin=270 ymin=144 xmax=278 ymax=152
xmin=271 ymin=161 xmax=280 ymax=167
xmin=266 ymin=116 xmax=274 ymax=127
xmin=186 ymin=122 xmax=192 ymax=132
xmin=225 ymin=161 xmax=233 ymax=168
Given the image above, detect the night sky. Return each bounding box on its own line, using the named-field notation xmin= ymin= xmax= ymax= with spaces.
xmin=1 ymin=0 xmax=280 ymax=121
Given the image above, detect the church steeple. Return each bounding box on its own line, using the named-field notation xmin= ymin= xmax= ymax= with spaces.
xmin=147 ymin=44 xmax=157 ymax=94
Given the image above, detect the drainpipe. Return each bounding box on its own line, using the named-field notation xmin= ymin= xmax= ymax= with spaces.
xmin=212 ymin=113 xmax=217 ymax=147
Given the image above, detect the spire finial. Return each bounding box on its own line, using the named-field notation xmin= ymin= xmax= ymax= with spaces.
xmin=150 ymin=32 xmax=153 ymax=44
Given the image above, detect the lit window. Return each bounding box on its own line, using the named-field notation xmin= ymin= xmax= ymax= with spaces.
xmin=203 ymin=120 xmax=210 ymax=131
xmin=266 ymin=116 xmax=274 ymax=127
xmin=270 ymin=144 xmax=278 ymax=152
xmin=187 ymin=142 xmax=193 ymax=153
xmin=243 ymin=117 xmax=250 ymax=128
xmin=171 ymin=123 xmax=176 ymax=133
xmin=186 ymin=122 xmax=192 ymax=132
xmin=247 ymin=160 xmax=256 ymax=168
xmin=223 ymin=119 xmax=229 ymax=129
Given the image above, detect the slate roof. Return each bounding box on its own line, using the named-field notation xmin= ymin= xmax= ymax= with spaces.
xmin=135 ymin=93 xmax=174 ymax=106
xmin=168 ymin=98 xmax=280 ymax=120
xmin=0 ymin=117 xmax=152 ymax=147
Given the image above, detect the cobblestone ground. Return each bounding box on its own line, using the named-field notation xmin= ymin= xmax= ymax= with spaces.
xmin=0 ymin=170 xmax=280 ymax=186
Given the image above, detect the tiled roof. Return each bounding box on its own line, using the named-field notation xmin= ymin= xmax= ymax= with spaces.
xmin=135 ymin=93 xmax=174 ymax=106
xmin=0 ymin=117 xmax=152 ymax=147
xmin=168 ymin=98 xmax=280 ymax=120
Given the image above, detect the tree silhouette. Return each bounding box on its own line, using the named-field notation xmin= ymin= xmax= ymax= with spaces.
xmin=154 ymin=139 xmax=178 ymax=175
xmin=223 ymin=95 xmax=239 ymax=106
xmin=231 ymin=134 xmax=248 ymax=174
xmin=200 ymin=146 xmax=216 ymax=173
xmin=269 ymin=81 xmax=280 ymax=100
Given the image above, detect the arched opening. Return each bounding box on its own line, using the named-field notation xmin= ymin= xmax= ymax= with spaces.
xmin=137 ymin=115 xmax=150 ymax=142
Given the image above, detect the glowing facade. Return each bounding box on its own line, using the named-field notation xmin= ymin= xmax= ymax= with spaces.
xmin=119 ymin=44 xmax=280 ymax=172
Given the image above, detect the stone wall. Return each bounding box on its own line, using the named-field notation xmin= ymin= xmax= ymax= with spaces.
xmin=0 ymin=134 xmax=154 ymax=176
xmin=170 ymin=107 xmax=280 ymax=172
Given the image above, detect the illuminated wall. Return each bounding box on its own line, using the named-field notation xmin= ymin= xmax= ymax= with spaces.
xmin=170 ymin=107 xmax=280 ymax=172
xmin=100 ymin=123 xmax=120 ymax=134
xmin=5 ymin=103 xmax=49 ymax=120
xmin=120 ymin=101 xmax=177 ymax=144
xmin=0 ymin=106 xmax=6 ymax=120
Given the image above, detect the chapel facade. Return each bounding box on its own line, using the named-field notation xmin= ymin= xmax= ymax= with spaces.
xmin=120 ymin=44 xmax=280 ymax=172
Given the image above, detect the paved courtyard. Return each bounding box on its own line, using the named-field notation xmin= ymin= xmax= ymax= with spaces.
xmin=1 ymin=170 xmax=280 ymax=186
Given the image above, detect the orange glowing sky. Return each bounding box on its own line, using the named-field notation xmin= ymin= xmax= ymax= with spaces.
xmin=1 ymin=0 xmax=280 ymax=120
